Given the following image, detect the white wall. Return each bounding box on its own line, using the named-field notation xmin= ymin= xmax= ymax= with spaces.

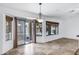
xmin=40 ymin=14 xmax=79 ymax=43
xmin=0 ymin=6 xmax=38 ymax=54
xmin=0 ymin=6 xmax=38 ymax=18
xmin=0 ymin=6 xmax=63 ymax=54
xmin=2 ymin=15 xmax=15 ymax=54
xmin=63 ymin=16 xmax=79 ymax=40
xmin=36 ymin=17 xmax=64 ymax=43
xmin=0 ymin=14 xmax=4 ymax=54
xmin=1 ymin=5 xmax=76 ymax=54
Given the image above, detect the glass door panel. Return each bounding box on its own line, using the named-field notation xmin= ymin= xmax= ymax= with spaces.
xmin=25 ymin=22 xmax=31 ymax=43
xmin=17 ymin=20 xmax=25 ymax=45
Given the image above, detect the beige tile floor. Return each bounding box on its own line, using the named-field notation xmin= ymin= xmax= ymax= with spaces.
xmin=4 ymin=38 xmax=79 ymax=55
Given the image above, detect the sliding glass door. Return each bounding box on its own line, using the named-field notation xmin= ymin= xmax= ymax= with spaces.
xmin=16 ymin=18 xmax=31 ymax=45
xmin=17 ymin=19 xmax=25 ymax=45
xmin=25 ymin=22 xmax=31 ymax=44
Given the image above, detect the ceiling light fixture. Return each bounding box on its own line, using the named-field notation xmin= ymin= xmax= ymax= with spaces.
xmin=37 ymin=3 xmax=43 ymax=22
xmin=69 ymin=10 xmax=75 ymax=13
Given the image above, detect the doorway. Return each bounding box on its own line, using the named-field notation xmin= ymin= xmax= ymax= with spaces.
xmin=14 ymin=17 xmax=31 ymax=46
xmin=16 ymin=17 xmax=31 ymax=45
xmin=13 ymin=17 xmax=36 ymax=48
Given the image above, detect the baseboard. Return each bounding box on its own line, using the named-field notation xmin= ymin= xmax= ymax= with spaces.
xmin=62 ymin=37 xmax=79 ymax=40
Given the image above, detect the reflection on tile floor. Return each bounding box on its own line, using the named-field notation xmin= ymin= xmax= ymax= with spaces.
xmin=4 ymin=38 xmax=79 ymax=55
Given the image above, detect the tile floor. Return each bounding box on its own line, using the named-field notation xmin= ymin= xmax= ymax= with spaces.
xmin=4 ymin=38 xmax=79 ymax=55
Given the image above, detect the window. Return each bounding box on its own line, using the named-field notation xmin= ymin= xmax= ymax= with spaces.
xmin=6 ymin=16 xmax=13 ymax=41
xmin=36 ymin=20 xmax=42 ymax=36
xmin=46 ymin=21 xmax=59 ymax=36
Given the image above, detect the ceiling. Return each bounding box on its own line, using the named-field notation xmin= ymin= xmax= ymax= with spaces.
xmin=0 ymin=3 xmax=79 ymax=17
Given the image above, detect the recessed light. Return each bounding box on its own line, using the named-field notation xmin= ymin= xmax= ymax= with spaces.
xmin=69 ymin=10 xmax=75 ymax=13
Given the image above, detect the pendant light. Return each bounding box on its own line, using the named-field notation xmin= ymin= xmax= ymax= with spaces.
xmin=37 ymin=3 xmax=43 ymax=22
